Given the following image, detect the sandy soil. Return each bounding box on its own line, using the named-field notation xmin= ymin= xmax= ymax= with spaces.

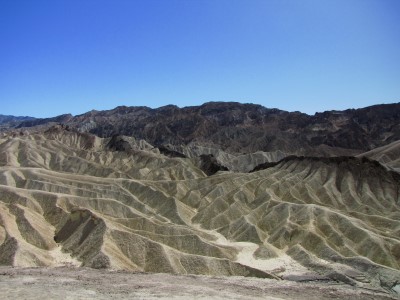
xmin=0 ymin=267 xmax=398 ymax=300
xmin=199 ymin=224 xmax=311 ymax=277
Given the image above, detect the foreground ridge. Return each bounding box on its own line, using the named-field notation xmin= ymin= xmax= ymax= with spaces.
xmin=0 ymin=267 xmax=398 ymax=300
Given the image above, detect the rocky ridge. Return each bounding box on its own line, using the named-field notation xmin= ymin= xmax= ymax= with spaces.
xmin=6 ymin=102 xmax=400 ymax=156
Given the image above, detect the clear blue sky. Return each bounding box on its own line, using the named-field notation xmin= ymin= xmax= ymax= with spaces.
xmin=1 ymin=0 xmax=399 ymax=117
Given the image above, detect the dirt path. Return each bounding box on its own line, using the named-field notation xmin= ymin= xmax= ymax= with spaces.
xmin=0 ymin=267 xmax=398 ymax=300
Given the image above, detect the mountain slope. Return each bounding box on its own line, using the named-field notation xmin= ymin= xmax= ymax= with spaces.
xmin=0 ymin=115 xmax=35 ymax=131
xmin=0 ymin=127 xmax=399 ymax=293
xmin=358 ymin=140 xmax=400 ymax=172
xmin=8 ymin=102 xmax=400 ymax=157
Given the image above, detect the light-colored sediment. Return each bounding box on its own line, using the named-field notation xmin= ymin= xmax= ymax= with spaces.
xmin=48 ymin=246 xmax=81 ymax=267
xmin=0 ymin=267 xmax=398 ymax=300
xmin=358 ymin=140 xmax=400 ymax=172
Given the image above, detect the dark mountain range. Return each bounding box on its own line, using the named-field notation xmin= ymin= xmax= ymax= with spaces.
xmin=16 ymin=114 xmax=73 ymax=128
xmin=0 ymin=114 xmax=34 ymax=124
xmin=6 ymin=102 xmax=400 ymax=156
xmin=0 ymin=114 xmax=35 ymax=130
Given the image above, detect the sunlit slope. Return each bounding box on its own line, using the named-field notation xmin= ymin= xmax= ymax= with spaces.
xmin=0 ymin=127 xmax=205 ymax=180
xmin=359 ymin=140 xmax=400 ymax=172
xmin=0 ymin=128 xmax=399 ymax=288
xmin=186 ymin=157 xmax=400 ymax=272
xmin=0 ymin=129 xmax=275 ymax=278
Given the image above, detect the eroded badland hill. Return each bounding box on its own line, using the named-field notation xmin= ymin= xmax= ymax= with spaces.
xmin=0 ymin=102 xmax=399 ymax=298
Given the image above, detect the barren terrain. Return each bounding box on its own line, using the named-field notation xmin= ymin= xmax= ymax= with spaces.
xmin=0 ymin=267 xmax=398 ymax=299
xmin=1 ymin=103 xmax=400 ymax=298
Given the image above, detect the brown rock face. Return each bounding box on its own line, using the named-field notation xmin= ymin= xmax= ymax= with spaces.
xmin=11 ymin=102 xmax=400 ymax=156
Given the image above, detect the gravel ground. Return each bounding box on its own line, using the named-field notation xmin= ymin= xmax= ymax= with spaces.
xmin=0 ymin=267 xmax=398 ymax=300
